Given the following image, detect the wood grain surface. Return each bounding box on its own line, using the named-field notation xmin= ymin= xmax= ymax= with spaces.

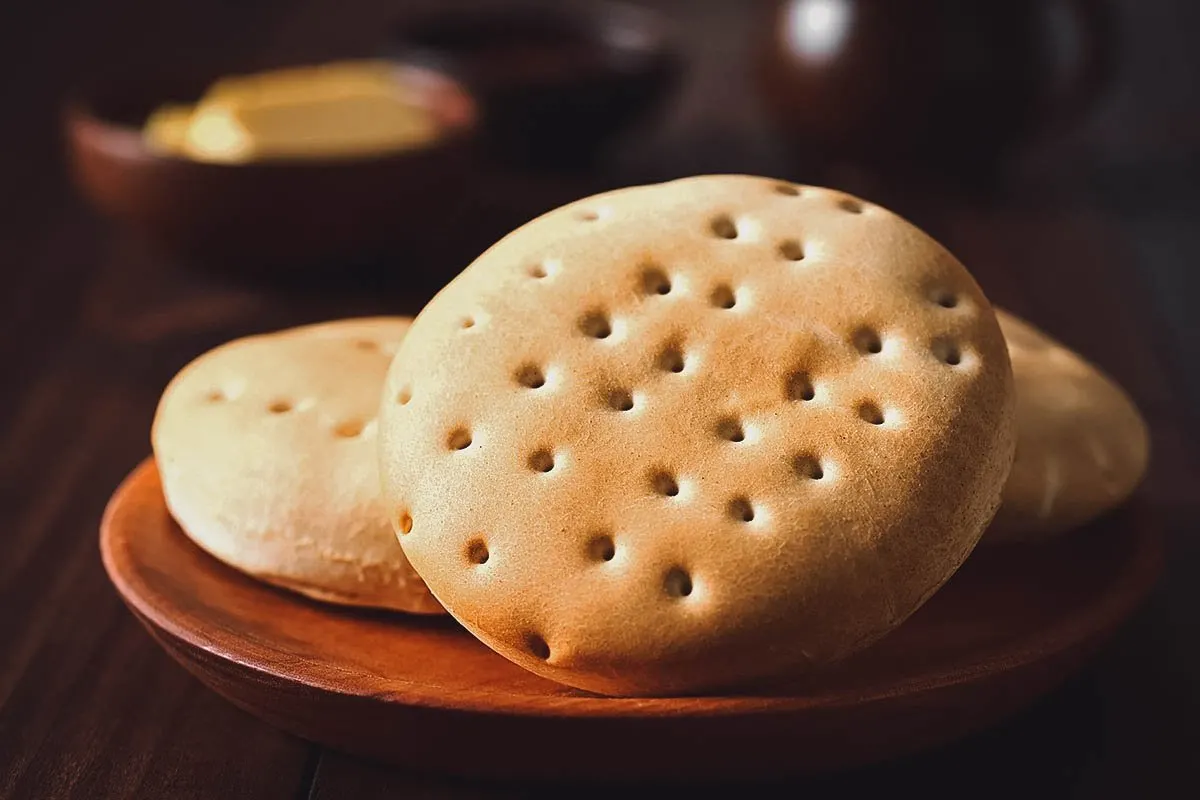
xmin=2 ymin=0 xmax=1199 ymax=797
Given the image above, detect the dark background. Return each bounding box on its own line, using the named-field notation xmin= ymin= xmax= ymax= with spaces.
xmin=1 ymin=0 xmax=1198 ymax=797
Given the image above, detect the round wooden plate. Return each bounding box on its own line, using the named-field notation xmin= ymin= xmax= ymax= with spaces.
xmin=100 ymin=458 xmax=1161 ymax=780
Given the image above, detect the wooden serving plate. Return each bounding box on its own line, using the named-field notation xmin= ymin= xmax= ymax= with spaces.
xmin=100 ymin=458 xmax=1161 ymax=781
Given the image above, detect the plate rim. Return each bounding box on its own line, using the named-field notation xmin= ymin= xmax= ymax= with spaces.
xmin=101 ymin=457 xmax=1163 ymax=720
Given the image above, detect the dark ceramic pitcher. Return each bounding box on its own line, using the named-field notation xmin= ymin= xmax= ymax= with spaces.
xmin=756 ymin=0 xmax=1115 ymax=174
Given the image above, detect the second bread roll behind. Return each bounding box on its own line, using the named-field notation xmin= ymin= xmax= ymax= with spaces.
xmin=985 ymin=310 xmax=1149 ymax=543
xmin=153 ymin=317 xmax=443 ymax=614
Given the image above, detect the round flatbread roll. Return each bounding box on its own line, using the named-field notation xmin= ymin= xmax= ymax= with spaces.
xmin=380 ymin=175 xmax=1016 ymax=695
xmin=153 ymin=317 xmax=443 ymax=614
xmin=984 ymin=310 xmax=1149 ymax=543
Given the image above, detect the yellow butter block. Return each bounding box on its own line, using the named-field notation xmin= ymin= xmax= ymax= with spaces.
xmin=142 ymin=104 xmax=196 ymax=154
xmin=142 ymin=60 xmax=438 ymax=163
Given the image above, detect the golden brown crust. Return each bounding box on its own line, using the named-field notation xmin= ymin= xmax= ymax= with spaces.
xmin=381 ymin=175 xmax=1016 ymax=694
xmin=985 ymin=310 xmax=1150 ymax=543
xmin=153 ymin=317 xmax=443 ymax=615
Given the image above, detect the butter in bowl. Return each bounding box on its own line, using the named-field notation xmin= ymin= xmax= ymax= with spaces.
xmin=65 ymin=58 xmax=479 ymax=275
xmin=141 ymin=60 xmax=444 ymax=165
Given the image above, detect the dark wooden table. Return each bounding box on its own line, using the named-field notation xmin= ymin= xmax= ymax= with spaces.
xmin=2 ymin=1 xmax=1198 ymax=797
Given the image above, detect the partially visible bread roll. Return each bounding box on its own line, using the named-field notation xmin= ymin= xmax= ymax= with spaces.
xmin=985 ymin=310 xmax=1149 ymax=543
xmin=153 ymin=317 xmax=443 ymax=614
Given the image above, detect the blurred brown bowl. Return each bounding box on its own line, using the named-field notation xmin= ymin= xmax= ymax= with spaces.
xmin=389 ymin=0 xmax=681 ymax=172
xmin=64 ymin=61 xmax=479 ymax=275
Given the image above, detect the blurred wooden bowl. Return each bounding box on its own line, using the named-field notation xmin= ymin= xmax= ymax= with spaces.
xmin=390 ymin=0 xmax=681 ymax=171
xmin=64 ymin=61 xmax=479 ymax=274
